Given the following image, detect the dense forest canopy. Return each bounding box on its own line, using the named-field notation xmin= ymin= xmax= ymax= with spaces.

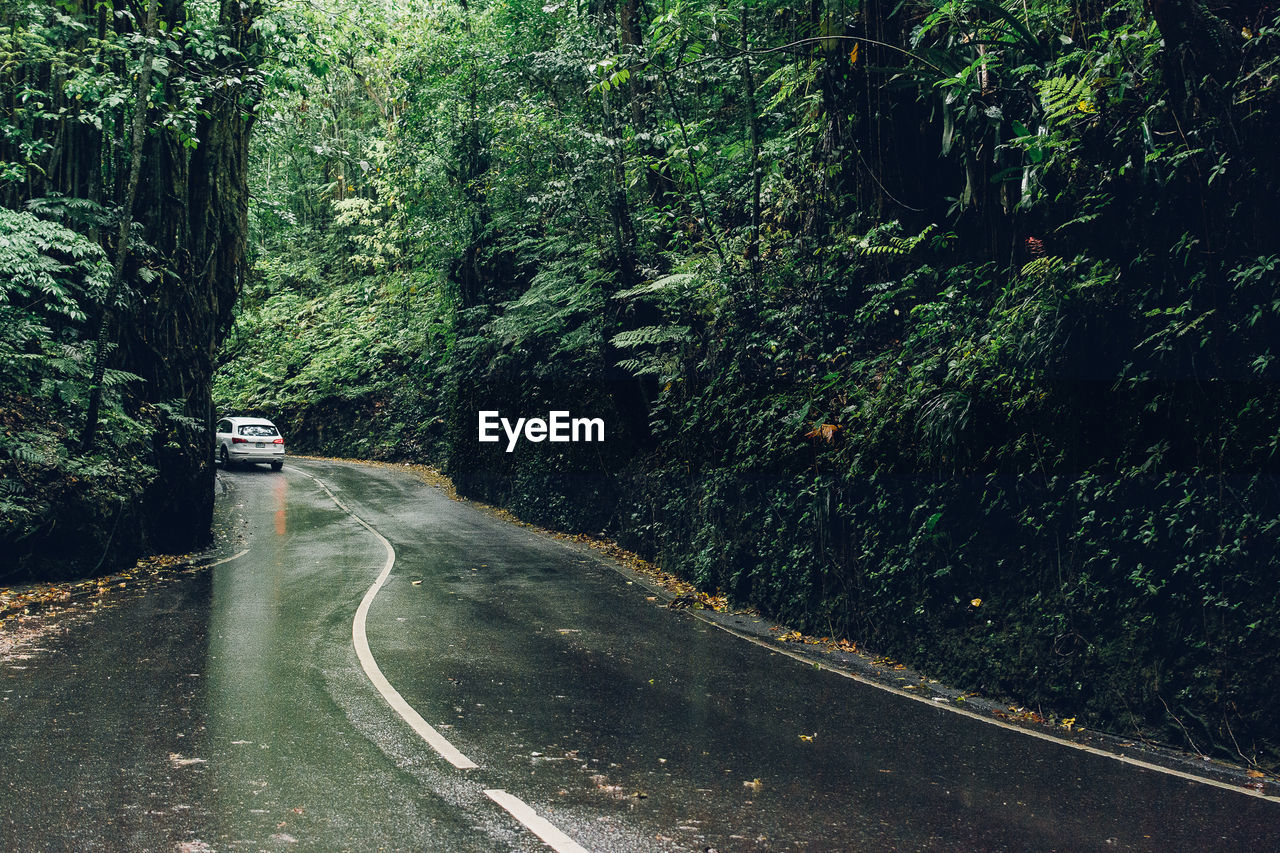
xmin=5 ymin=0 xmax=1280 ymax=768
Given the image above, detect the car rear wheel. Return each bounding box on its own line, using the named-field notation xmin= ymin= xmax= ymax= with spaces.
xmin=271 ymin=460 xmax=283 ymax=472
xmin=220 ymin=446 xmax=233 ymax=470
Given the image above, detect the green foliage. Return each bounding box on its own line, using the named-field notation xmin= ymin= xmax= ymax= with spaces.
xmin=215 ymin=260 xmax=451 ymax=460
xmin=856 ymin=223 xmax=940 ymax=257
xmin=1038 ymin=75 xmax=1094 ymax=125
xmin=610 ymin=325 xmax=691 ymax=350
xmin=2 ymin=0 xmax=266 ymax=577
xmin=0 ymin=207 xmax=110 ymax=411
xmin=0 ymin=210 xmax=155 ymax=577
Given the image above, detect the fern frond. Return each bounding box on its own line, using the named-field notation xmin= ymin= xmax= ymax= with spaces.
xmin=102 ymin=368 xmax=143 ymax=387
xmin=613 ymin=273 xmax=698 ymax=301
xmin=609 ymin=325 xmax=690 ymax=349
xmin=1038 ymin=76 xmax=1093 ymax=125
xmin=857 ymin=223 xmax=938 ymax=257
xmin=862 ymin=243 xmax=908 ymax=257
xmin=1020 ymin=255 xmax=1066 ymax=278
xmin=5 ymin=444 xmax=50 ymax=465
xmin=615 ymin=357 xmax=667 ymax=376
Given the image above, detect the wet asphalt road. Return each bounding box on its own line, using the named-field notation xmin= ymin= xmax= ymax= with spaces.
xmin=2 ymin=458 xmax=1278 ymax=852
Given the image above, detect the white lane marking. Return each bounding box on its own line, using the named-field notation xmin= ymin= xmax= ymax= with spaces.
xmin=287 ymin=466 xmax=477 ymax=769
xmin=289 ymin=464 xmax=600 ymax=851
xmin=484 ymin=790 xmax=592 ymax=853
xmin=695 ymin=615 xmax=1280 ymax=803
xmin=201 ymin=548 xmax=250 ymax=568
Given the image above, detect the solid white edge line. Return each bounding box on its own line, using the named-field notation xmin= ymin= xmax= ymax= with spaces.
xmin=484 ymin=790 xmax=592 ymax=853
xmin=288 ymin=466 xmax=478 ymax=770
xmin=201 ymin=548 xmax=250 ymax=568
xmin=693 ymin=614 xmax=1280 ymax=804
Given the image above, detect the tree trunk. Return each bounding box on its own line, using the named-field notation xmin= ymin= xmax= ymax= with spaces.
xmin=115 ymin=0 xmax=261 ymax=553
xmin=80 ymin=0 xmax=158 ymax=451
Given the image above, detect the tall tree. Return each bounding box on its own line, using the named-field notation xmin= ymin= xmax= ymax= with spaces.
xmin=1 ymin=0 xmax=264 ymax=567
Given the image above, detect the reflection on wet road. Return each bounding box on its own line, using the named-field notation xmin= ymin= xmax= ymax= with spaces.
xmin=1 ymin=458 xmax=1277 ymax=851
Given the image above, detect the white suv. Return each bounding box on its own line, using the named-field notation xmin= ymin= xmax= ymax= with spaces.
xmin=215 ymin=416 xmax=286 ymax=471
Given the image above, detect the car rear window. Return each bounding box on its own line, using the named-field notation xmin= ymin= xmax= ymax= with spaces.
xmin=237 ymin=425 xmax=279 ymax=437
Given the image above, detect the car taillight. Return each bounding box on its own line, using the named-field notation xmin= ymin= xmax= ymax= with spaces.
xmin=232 ymin=437 xmax=248 ymax=444
xmin=273 ymin=438 xmax=284 ymax=445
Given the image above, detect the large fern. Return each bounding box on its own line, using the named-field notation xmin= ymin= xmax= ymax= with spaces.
xmin=609 ymin=324 xmax=691 ymax=349
xmin=857 ymin=223 xmax=938 ymax=257
xmin=1019 ymin=255 xmax=1066 ymax=279
xmin=486 ymin=256 xmax=607 ymax=351
xmin=1038 ymin=75 xmax=1094 ymax=125
xmin=612 ymin=273 xmax=698 ymax=302
xmin=1 ymin=433 xmax=54 ymax=466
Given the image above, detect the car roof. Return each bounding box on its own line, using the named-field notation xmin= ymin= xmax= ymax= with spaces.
xmin=220 ymin=416 xmax=277 ymax=425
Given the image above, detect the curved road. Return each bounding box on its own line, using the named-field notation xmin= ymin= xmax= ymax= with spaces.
xmin=1 ymin=458 xmax=1277 ymax=851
